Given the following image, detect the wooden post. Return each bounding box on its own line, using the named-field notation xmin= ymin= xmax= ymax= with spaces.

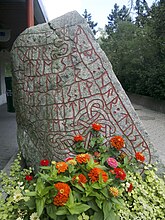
xmin=27 ymin=0 xmax=34 ymax=27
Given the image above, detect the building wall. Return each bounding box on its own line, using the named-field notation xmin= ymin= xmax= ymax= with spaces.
xmin=0 ymin=50 xmax=11 ymax=105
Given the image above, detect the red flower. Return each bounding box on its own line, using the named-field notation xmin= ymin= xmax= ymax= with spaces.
xmin=25 ymin=175 xmax=33 ymax=181
xmin=127 ymin=183 xmax=133 ymax=192
xmin=114 ymin=168 xmax=126 ymax=180
xmin=74 ymin=135 xmax=84 ymax=142
xmin=92 ymin=123 xmax=102 ymax=131
xmin=40 ymin=159 xmax=49 ymax=166
xmin=110 ymin=136 xmax=124 ymax=150
xmin=88 ymin=167 xmax=108 ymax=183
xmin=135 ymin=152 xmax=145 ymax=162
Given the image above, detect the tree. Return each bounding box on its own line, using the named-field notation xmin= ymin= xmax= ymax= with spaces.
xmin=134 ymin=0 xmax=150 ymax=26
xmin=82 ymin=9 xmax=98 ymax=35
xmin=100 ymin=0 xmax=165 ymax=99
xmin=106 ymin=4 xmax=132 ymax=34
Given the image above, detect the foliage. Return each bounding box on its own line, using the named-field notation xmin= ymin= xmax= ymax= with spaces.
xmin=82 ymin=9 xmax=98 ymax=35
xmin=106 ymin=3 xmax=132 ymax=34
xmin=0 ymin=124 xmax=165 ymax=219
xmin=100 ymin=0 xmax=165 ymax=100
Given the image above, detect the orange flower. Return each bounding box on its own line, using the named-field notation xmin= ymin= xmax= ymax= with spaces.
xmin=74 ymin=135 xmax=84 ymax=142
xmin=135 ymin=152 xmax=145 ymax=162
xmin=56 ymin=162 xmax=68 ymax=174
xmin=53 ymin=182 xmax=70 ymax=206
xmin=109 ymin=169 xmax=115 ymax=174
xmin=109 ymin=187 xmax=119 ymax=197
xmin=88 ymin=167 xmax=108 ymax=183
xmin=110 ymin=136 xmax=124 ymax=150
xmin=76 ymin=154 xmax=90 ymax=164
xmin=72 ymin=174 xmax=87 ymax=186
xmin=92 ymin=123 xmax=102 ymax=131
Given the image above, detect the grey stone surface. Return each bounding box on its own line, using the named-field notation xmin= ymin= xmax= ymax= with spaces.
xmin=11 ymin=11 xmax=163 ymax=170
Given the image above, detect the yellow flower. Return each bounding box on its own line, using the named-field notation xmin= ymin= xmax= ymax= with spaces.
xmin=67 ymin=159 xmax=77 ymax=165
xmin=109 ymin=187 xmax=119 ymax=197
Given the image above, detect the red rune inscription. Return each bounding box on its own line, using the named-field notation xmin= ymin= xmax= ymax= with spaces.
xmin=12 ymin=25 xmax=151 ymax=165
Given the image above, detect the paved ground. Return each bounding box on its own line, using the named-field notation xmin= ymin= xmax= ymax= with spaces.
xmin=0 ymin=104 xmax=18 ymax=170
xmin=133 ymin=104 xmax=165 ymax=165
xmin=0 ymin=103 xmax=165 ymax=170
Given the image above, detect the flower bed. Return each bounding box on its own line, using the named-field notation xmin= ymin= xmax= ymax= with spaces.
xmin=0 ymin=124 xmax=165 ymax=220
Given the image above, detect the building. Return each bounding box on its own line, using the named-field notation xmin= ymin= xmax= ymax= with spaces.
xmin=0 ymin=0 xmax=48 ymax=105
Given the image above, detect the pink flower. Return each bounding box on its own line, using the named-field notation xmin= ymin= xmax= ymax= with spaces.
xmin=107 ymin=157 xmax=118 ymax=168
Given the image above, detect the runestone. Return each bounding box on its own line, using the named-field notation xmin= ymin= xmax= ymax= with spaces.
xmin=11 ymin=11 xmax=154 ymax=169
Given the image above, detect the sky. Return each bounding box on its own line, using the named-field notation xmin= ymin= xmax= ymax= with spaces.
xmin=41 ymin=0 xmax=155 ymax=29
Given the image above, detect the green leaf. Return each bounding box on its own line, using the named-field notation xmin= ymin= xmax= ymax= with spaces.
xmin=91 ymin=182 xmax=101 ymax=189
xmin=46 ymin=205 xmax=57 ymax=220
xmin=90 ymin=139 xmax=96 ymax=147
xmin=25 ymin=197 xmax=36 ymax=209
xmin=124 ymin=156 xmax=129 ymax=165
xmin=67 ymin=203 xmax=90 ymax=215
xmin=36 ymin=177 xmax=45 ymax=196
xmin=103 ymin=200 xmax=112 ymax=220
xmin=54 ymin=176 xmax=72 ymax=182
xmin=25 ymin=191 xmax=36 ymax=197
xmin=38 ymin=172 xmax=52 ymax=181
xmin=67 ymin=191 xmax=74 ymax=206
xmin=72 ymin=183 xmax=84 ymax=192
xmin=40 ymin=166 xmax=51 ymax=170
xmin=96 ymin=199 xmax=102 ymax=209
xmin=56 ymin=207 xmax=70 ymax=215
xmin=111 ymin=197 xmax=124 ymax=206
xmin=101 ymin=187 xmax=109 ymax=198
xmin=92 ymin=210 xmax=104 ymax=220
xmin=67 ymin=215 xmax=78 ymax=220
xmin=36 ymin=197 xmax=46 ymax=217
xmin=41 ymin=186 xmax=54 ymax=197
xmin=87 ymin=200 xmax=100 ymax=212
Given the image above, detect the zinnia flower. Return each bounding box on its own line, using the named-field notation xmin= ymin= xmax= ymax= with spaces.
xmin=110 ymin=136 xmax=124 ymax=150
xmin=56 ymin=162 xmax=68 ymax=174
xmin=107 ymin=157 xmax=118 ymax=168
xmin=53 ymin=182 xmax=70 ymax=206
xmin=76 ymin=154 xmax=90 ymax=164
xmin=65 ymin=157 xmax=77 ymax=165
xmin=40 ymin=159 xmax=49 ymax=166
xmin=109 ymin=187 xmax=119 ymax=197
xmin=88 ymin=167 xmax=108 ymax=183
xmin=74 ymin=134 xmax=84 ymax=142
xmin=94 ymin=151 xmax=101 ymax=158
xmin=92 ymin=123 xmax=102 ymax=131
xmin=135 ymin=152 xmax=145 ymax=162
xmin=72 ymin=174 xmax=87 ymax=186
xmin=114 ymin=167 xmax=126 ymax=180
xmin=25 ymin=175 xmax=33 ymax=181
